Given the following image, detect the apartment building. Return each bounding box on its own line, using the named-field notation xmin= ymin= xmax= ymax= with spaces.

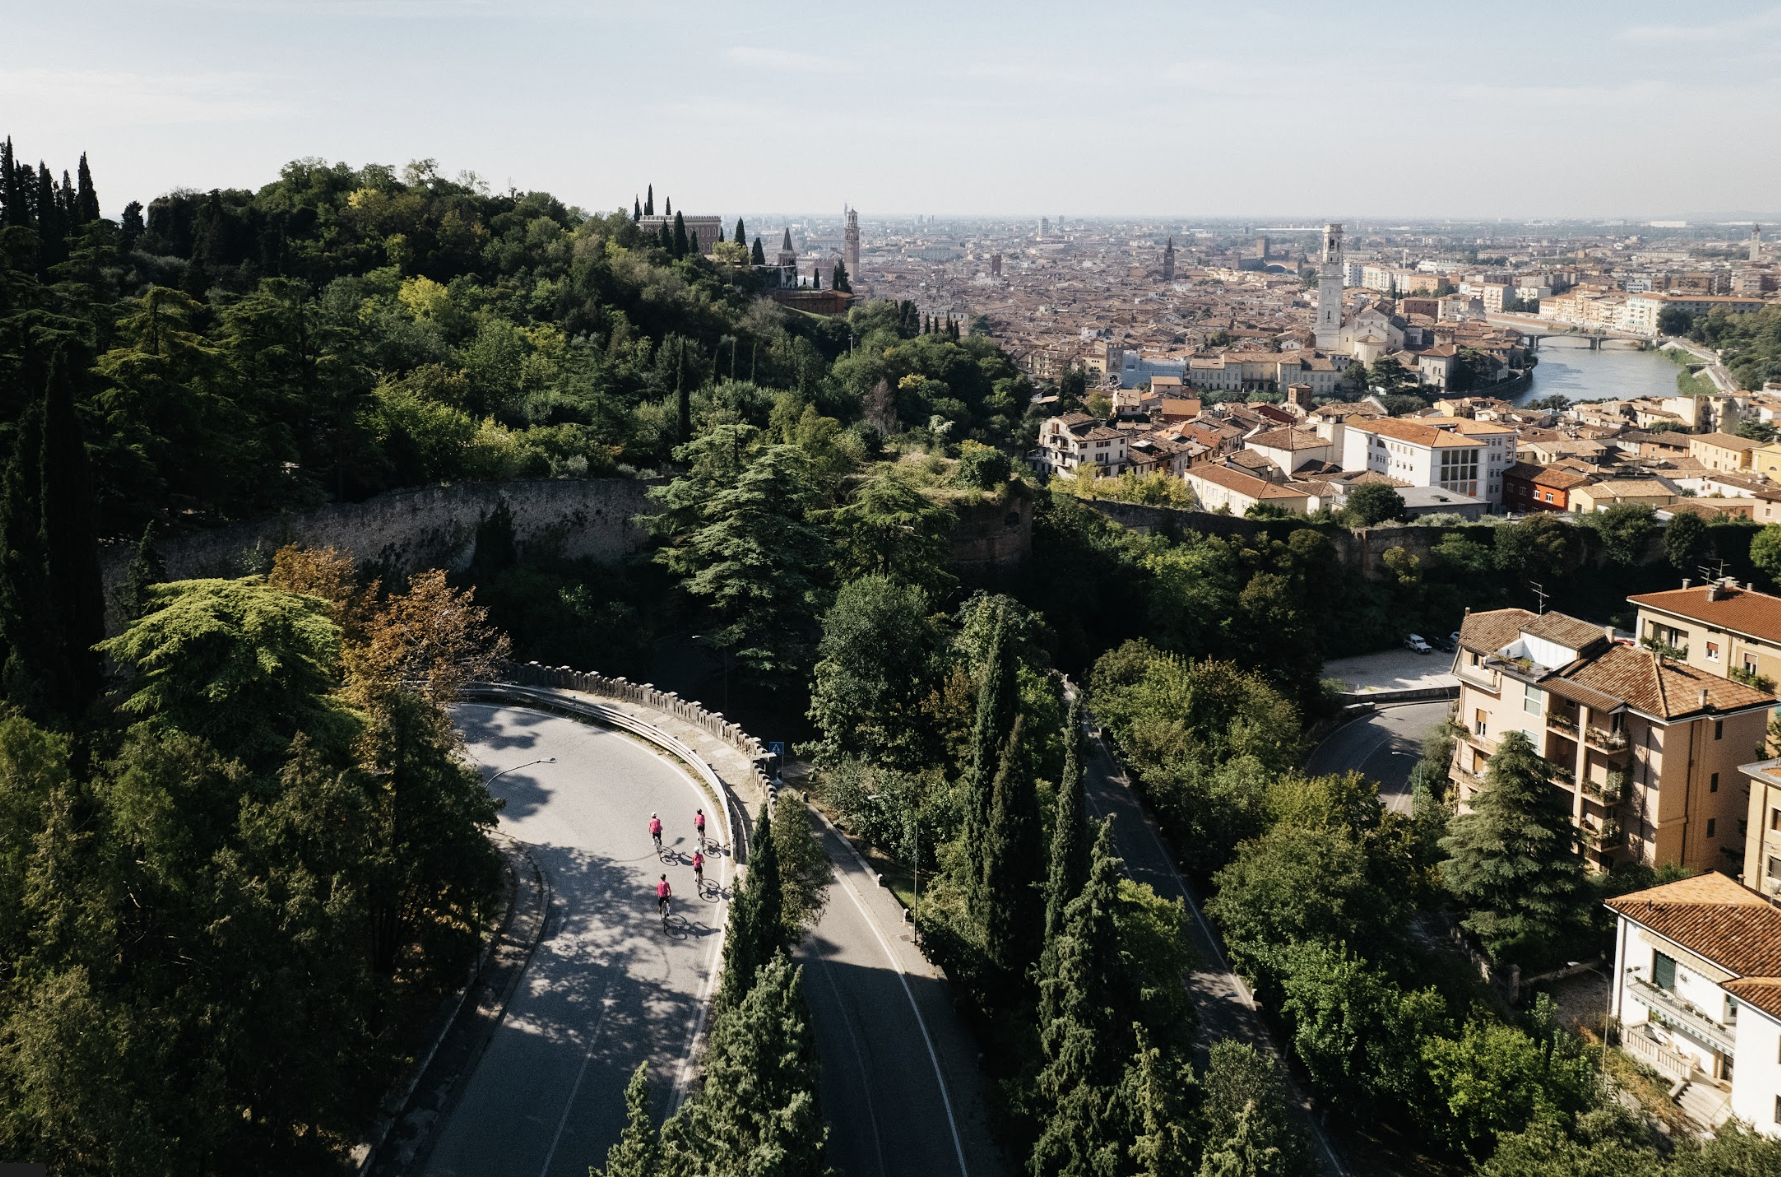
xmin=1605 ymin=872 xmax=1781 ymax=1135
xmin=1340 ymin=417 xmax=1515 ymax=505
xmin=1185 ymin=464 xmax=1311 ymax=515
xmin=1623 ymin=293 xmax=1769 ymax=336
xmin=1451 ymin=608 xmax=1772 ymax=873
xmin=1691 ymin=433 xmax=1760 ymax=474
xmin=1501 ymin=461 xmax=1591 ymax=513
xmin=1630 ymin=581 xmax=1781 ymax=688
xmin=1030 ymin=412 xmax=1127 ymax=476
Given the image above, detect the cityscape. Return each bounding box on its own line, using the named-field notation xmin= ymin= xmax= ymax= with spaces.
xmin=5 ymin=4 xmax=1781 ymax=1177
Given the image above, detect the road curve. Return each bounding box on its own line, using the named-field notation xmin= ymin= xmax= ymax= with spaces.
xmin=421 ymin=704 xmax=731 ymax=1177
xmin=1304 ymin=701 xmax=1450 ymax=813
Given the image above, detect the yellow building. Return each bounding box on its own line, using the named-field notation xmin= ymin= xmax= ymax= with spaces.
xmin=1690 ymin=432 xmax=1760 ymax=473
xmin=1752 ymin=441 xmax=1781 ymax=481
xmin=1568 ymin=480 xmax=1677 ymax=514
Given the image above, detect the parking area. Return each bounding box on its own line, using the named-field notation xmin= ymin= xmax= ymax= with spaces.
xmin=1322 ymin=646 xmax=1458 ymax=694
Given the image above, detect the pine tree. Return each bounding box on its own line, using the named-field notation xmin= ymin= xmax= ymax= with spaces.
xmin=645 ymin=184 xmax=654 ymax=216
xmin=1197 ymin=1103 xmax=1285 ymax=1177
xmin=963 ymin=613 xmax=1018 ymax=918
xmin=594 ymin=1063 xmax=662 ymax=1177
xmin=40 ymin=347 xmax=107 ymax=712
xmin=734 ymin=218 xmax=747 ymax=249
xmin=1044 ymin=694 xmax=1090 ymax=942
xmin=983 ymin=715 xmax=1044 ymax=978
xmin=1439 ymin=729 xmax=1584 ymax=956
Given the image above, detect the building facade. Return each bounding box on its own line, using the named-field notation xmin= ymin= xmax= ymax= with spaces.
xmin=1340 ymin=417 xmax=1515 ymax=505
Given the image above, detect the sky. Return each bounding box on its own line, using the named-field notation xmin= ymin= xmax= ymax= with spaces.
xmin=5 ymin=0 xmax=1781 ymax=221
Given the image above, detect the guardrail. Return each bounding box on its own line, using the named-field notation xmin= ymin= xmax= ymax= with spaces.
xmin=462 ymin=681 xmax=749 ymax=866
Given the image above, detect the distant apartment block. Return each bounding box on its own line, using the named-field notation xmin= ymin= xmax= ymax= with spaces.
xmin=1340 ymin=417 xmax=1514 ymax=504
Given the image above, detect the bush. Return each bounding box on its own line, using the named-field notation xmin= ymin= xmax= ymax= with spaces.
xmin=954 ymin=442 xmax=1012 ymax=489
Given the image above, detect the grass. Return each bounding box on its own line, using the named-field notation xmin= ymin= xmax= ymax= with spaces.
xmin=1590 ymin=1034 xmax=1695 ymax=1136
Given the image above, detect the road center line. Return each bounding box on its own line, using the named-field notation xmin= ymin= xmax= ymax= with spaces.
xmin=537 ymin=979 xmax=618 ymax=1177
xmin=813 ymin=940 xmax=889 ymax=1177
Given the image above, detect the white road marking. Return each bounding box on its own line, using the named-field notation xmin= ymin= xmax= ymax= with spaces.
xmin=537 ymin=981 xmax=617 ymax=1177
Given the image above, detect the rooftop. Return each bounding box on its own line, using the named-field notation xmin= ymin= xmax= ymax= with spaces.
xmin=1606 ymin=872 xmax=1781 ymax=1017
xmin=1629 ymin=583 xmax=1781 ymax=645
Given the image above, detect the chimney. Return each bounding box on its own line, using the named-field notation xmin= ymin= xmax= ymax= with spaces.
xmin=1682 ymin=578 xmax=1691 ymax=589
xmin=1603 ymin=624 xmax=1616 ymax=643
xmin=1707 ymin=582 xmax=1721 ymax=602
xmin=1698 ymin=688 xmax=1710 ymax=713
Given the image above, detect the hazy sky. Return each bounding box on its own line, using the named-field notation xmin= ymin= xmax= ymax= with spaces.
xmin=6 ymin=0 xmax=1781 ymax=220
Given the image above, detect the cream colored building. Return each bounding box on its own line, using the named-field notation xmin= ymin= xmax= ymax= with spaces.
xmin=1630 ymin=581 xmax=1781 ymax=688
xmin=1185 ymin=464 xmax=1310 ymax=515
xmin=1452 ymin=608 xmax=1772 ymax=873
xmin=1606 ymin=872 xmax=1781 ymax=1134
xmin=1341 ymin=416 xmax=1516 ymax=505
xmin=1567 ymin=480 xmax=1677 ymax=514
xmin=1691 ymin=433 xmax=1760 ymax=473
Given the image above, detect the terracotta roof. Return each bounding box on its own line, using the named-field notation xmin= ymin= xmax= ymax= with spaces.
xmin=1187 ymin=464 xmax=1306 ymax=500
xmin=1503 ymin=462 xmax=1592 ymax=490
xmin=1565 ymin=642 xmax=1772 ymax=720
xmin=1692 ymin=432 xmax=1760 ymax=452
xmin=1248 ymin=428 xmax=1326 ymax=450
xmin=1523 ymin=612 xmax=1612 ymax=650
xmin=1629 ymin=584 xmax=1781 ymax=645
xmin=1606 ymin=872 xmax=1781 ymax=983
xmin=1457 ymin=607 xmax=1537 ymax=654
xmin=1351 ymin=418 xmax=1485 ymax=449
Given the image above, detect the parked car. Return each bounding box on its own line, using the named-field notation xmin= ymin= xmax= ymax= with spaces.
xmin=1404 ymin=634 xmax=1433 ymax=654
xmin=1433 ymin=632 xmax=1458 ymax=653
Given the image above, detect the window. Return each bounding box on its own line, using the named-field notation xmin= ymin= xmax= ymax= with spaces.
xmin=1707 ymin=818 xmax=1717 ymax=838
xmin=1715 ymin=720 xmax=1724 ymax=741
xmin=1711 ymin=772 xmax=1720 ymax=793
xmin=1745 ymin=653 xmax=1759 ymax=674
xmin=1523 ymin=683 xmax=1543 ymax=716
xmin=1769 ymin=855 xmax=1781 ymax=881
xmin=1475 ymin=709 xmax=1488 ymax=737
xmin=1772 ymin=807 xmax=1781 ymax=832
xmin=1706 ymin=640 xmax=1720 ymax=661
xmin=1653 ymin=951 xmax=1677 ymax=992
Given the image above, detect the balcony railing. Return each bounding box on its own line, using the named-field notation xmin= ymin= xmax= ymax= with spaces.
xmin=1550 ymin=764 xmax=1576 ymax=786
xmin=1626 ymin=974 xmax=1736 ymax=1055
xmin=1620 ymin=1025 xmax=1693 ymax=1083
xmin=1584 ymin=775 xmax=1626 ymax=805
xmin=1584 ymin=819 xmax=1623 ymax=848
xmin=1585 ymin=726 xmax=1628 ymax=752
xmin=1548 ymin=712 xmax=1579 ymax=737
xmin=1455 ymin=662 xmax=1500 ymax=691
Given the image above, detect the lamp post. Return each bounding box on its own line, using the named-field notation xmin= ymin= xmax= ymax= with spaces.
xmin=485 ymin=756 xmax=555 ymax=785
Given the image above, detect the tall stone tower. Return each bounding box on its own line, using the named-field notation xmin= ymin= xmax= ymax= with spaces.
xmin=1752 ymin=225 xmax=1763 ymax=264
xmin=1162 ymin=237 xmax=1176 ymax=282
xmin=1315 ymin=222 xmax=1345 ymax=349
xmin=844 ymin=206 xmax=861 ymax=287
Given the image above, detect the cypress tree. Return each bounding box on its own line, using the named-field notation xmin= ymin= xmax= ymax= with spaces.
xmin=76 ymin=151 xmax=99 ymax=224
xmin=715 ymin=223 xmax=724 ymax=244
xmin=661 ymin=954 xmax=828 ymax=1177
xmin=750 ymin=236 xmax=765 ymax=266
xmin=0 ymin=403 xmax=61 ymax=715
xmin=963 ymin=613 xmax=1017 ymax=876
xmin=1439 ymin=728 xmax=1585 ymax=956
xmin=687 ymin=229 xmax=699 ymax=255
xmin=734 ymin=217 xmax=746 ymax=248
xmin=657 ymin=223 xmax=672 ymax=252
xmin=120 ymin=200 xmax=144 ymax=252
xmin=35 ymin=163 xmax=62 ymax=272
xmin=672 ymin=210 xmax=688 ymax=256
xmin=40 ymin=347 xmax=107 ymax=711
xmin=983 ymin=715 xmax=1045 ymax=979
xmin=633 ymin=195 xmax=641 ymax=222
xmin=1122 ymin=1025 xmax=1196 ymax=1177
xmin=594 ymin=1063 xmax=662 ymax=1177
xmin=1044 ymin=694 xmax=1090 ymax=943
xmin=1197 ymin=1103 xmax=1283 ymax=1177
xmin=645 ymin=184 xmax=654 ymax=216
xmin=664 ymin=195 xmax=672 ymax=216
xmin=832 ymin=261 xmax=850 ymax=292
xmin=811 ymin=268 xmax=820 ymax=291
xmin=675 ymin=341 xmax=692 ymax=441
xmin=0 ymin=137 xmax=20 ymax=227
xmin=718 ymin=803 xmax=784 ymax=1010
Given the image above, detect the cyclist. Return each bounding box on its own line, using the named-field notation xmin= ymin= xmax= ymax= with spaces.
xmin=648 ymin=812 xmax=663 ymax=854
xmin=694 ymin=808 xmax=707 ymax=852
xmin=691 ymin=849 xmax=705 ymax=892
xmin=656 ymin=874 xmax=672 ymax=921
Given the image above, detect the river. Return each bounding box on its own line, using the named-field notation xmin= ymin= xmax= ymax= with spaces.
xmin=1509 ymin=341 xmax=1682 ymax=406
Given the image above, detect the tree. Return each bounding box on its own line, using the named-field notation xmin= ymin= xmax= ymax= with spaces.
xmin=664 ymin=445 xmax=834 ymax=681
xmin=963 ymin=611 xmax=1019 ymax=915
xmin=804 ymin=576 xmax=941 ymax=770
xmin=1439 ymin=729 xmax=1584 ymax=958
xmin=751 ymin=236 xmax=766 ymax=265
xmin=734 ymin=217 xmax=746 ymax=247
xmin=770 ymin=797 xmax=832 ymax=936
xmin=1345 ymin=482 xmax=1406 ymax=527
xmin=1657 ymin=306 xmax=1693 ymax=336
xmin=832 ymin=261 xmax=850 ymax=293
xmin=718 ymin=803 xmax=785 ymax=1010
xmin=1419 ymin=1016 xmax=1596 ymax=1159
xmin=1493 ymin=513 xmax=1571 ymax=585
xmin=645 ymin=184 xmax=653 ymax=215
xmin=1665 ymin=511 xmax=1708 ymax=572
xmin=633 ymin=195 xmax=641 ymax=221
xmin=1043 ymin=694 xmax=1090 ymax=942
xmin=595 ymin=1063 xmax=661 ymax=1177
xmin=662 ymin=954 xmax=829 ymax=1177
xmin=824 ymin=468 xmax=958 ymax=600
xmin=1198 ymin=1103 xmax=1287 ymax=1177
xmin=672 ymin=210 xmax=688 ymax=257
xmin=1123 ymin=1025 xmax=1196 ymax=1177
xmin=982 ymin=716 xmax=1044 ymax=978
xmin=1594 ymin=502 xmax=1654 ymax=565
xmin=117 ymin=523 xmax=166 ymax=623
xmin=1751 ymin=523 xmax=1781 ymax=589
xmin=1198 ymin=1041 xmax=1309 ymax=1177
xmin=72 ymin=153 xmax=98 ymax=224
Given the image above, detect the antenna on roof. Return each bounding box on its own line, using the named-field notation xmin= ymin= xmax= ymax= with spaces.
xmin=1530 ymin=580 xmax=1548 ymax=615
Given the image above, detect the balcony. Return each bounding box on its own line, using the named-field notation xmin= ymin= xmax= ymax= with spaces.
xmin=1621 ymin=1024 xmax=1693 ymax=1084
xmin=1585 ymin=726 xmax=1628 ymax=753
xmin=1548 ymin=711 xmax=1579 ymax=737
xmin=1585 ymin=773 xmax=1627 ymax=806
xmin=1455 ymin=661 xmax=1500 ymax=691
xmin=1550 ymin=764 xmax=1576 ymax=786
xmin=1626 ymin=974 xmax=1736 ymax=1056
xmin=1584 ymin=819 xmax=1623 ymax=848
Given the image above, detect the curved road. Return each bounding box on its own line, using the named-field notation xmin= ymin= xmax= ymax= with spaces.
xmin=1304 ymin=701 xmax=1450 ymax=813
xmin=423 ymin=704 xmax=731 ymax=1177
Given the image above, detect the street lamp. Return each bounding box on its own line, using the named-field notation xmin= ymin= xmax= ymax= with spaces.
xmin=485 ymin=756 xmax=555 ymax=785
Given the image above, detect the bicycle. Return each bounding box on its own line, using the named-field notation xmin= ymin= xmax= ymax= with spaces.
xmin=653 ymin=831 xmax=664 ymax=856
xmin=660 ymin=894 xmax=673 ymax=929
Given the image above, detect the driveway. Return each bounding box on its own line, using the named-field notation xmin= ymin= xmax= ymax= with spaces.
xmin=1322 ymin=647 xmax=1456 ymax=695
xmin=1304 ymin=701 xmax=1451 ymax=813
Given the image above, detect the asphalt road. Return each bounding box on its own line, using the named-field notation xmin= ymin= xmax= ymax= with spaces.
xmin=1304 ymin=701 xmax=1451 ymax=813
xmin=423 ymin=704 xmax=731 ymax=1177
xmin=796 ymin=817 xmax=1004 ymax=1177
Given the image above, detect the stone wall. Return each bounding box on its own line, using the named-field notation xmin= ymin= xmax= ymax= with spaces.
xmin=101 ymin=478 xmax=657 ymax=601
xmin=949 ymin=490 xmax=1034 ymax=583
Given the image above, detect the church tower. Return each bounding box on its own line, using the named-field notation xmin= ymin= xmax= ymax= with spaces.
xmin=1752 ymin=225 xmax=1763 ymax=264
xmin=776 ymin=227 xmax=798 ymax=268
xmin=844 ymin=207 xmax=861 ymax=288
xmin=1315 ymin=222 xmax=1345 ymax=349
xmin=1162 ymin=237 xmax=1176 ymax=282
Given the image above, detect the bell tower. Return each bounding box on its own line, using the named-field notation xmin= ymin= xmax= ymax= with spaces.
xmin=1315 ymin=222 xmax=1345 ymax=349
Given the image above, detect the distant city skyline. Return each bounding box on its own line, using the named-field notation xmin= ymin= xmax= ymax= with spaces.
xmin=5 ymin=0 xmax=1780 ymax=220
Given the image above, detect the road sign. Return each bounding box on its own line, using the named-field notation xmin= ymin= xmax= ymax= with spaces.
xmin=767 ymin=741 xmax=786 ymax=758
